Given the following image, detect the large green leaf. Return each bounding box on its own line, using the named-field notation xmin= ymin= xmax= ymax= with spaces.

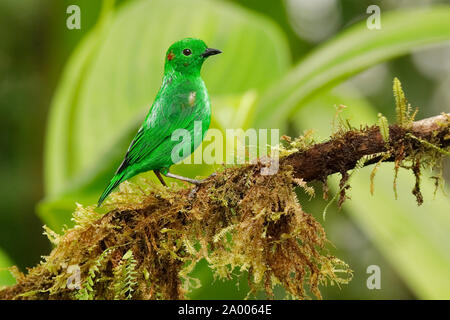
xmin=41 ymin=0 xmax=290 ymax=230
xmin=44 ymin=0 xmax=115 ymax=197
xmin=254 ymin=6 xmax=450 ymax=130
xmin=295 ymin=86 xmax=450 ymax=299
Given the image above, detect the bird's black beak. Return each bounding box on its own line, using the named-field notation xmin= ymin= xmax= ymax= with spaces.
xmin=202 ymin=48 xmax=222 ymax=58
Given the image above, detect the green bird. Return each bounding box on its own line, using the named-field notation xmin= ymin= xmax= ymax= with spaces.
xmin=98 ymin=38 xmax=221 ymax=206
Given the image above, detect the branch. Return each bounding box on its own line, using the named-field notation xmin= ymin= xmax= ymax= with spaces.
xmin=1 ymin=113 xmax=448 ymax=300
xmin=282 ymin=113 xmax=449 ymax=182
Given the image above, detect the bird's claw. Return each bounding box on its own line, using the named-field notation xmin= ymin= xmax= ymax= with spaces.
xmin=188 ymin=185 xmax=200 ymax=199
xmin=188 ymin=173 xmax=217 ymax=198
xmin=209 ymin=172 xmax=217 ymax=178
xmin=191 ymin=173 xmax=216 ymax=185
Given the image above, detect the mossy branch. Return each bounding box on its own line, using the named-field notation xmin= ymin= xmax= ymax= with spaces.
xmin=0 ymin=112 xmax=448 ymax=300
xmin=283 ymin=113 xmax=449 ymax=184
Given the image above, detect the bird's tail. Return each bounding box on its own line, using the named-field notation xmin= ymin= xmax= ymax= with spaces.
xmin=97 ymin=172 xmax=126 ymax=207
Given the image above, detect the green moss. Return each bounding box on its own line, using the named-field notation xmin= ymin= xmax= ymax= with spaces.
xmin=0 ymin=163 xmax=353 ymax=300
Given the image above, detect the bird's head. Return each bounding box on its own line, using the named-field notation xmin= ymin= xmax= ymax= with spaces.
xmin=164 ymin=38 xmax=221 ymax=75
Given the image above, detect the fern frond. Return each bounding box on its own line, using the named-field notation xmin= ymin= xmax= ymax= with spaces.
xmin=377 ymin=113 xmax=389 ymax=143
xmin=393 ymin=77 xmax=415 ymax=128
xmin=393 ymin=77 xmax=407 ymax=127
xmin=113 ymin=250 xmax=138 ymax=300
xmin=74 ymin=247 xmax=112 ymax=300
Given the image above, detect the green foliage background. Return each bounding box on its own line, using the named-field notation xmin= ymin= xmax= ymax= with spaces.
xmin=1 ymin=0 xmax=449 ymax=299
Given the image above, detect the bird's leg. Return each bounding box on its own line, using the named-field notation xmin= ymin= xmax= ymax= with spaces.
xmin=163 ymin=172 xmax=204 ymax=185
xmin=154 ymin=170 xmax=167 ymax=187
xmin=162 ymin=171 xmax=217 ymax=198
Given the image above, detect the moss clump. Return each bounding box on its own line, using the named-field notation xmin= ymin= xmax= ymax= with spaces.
xmin=0 ymin=163 xmax=351 ymax=300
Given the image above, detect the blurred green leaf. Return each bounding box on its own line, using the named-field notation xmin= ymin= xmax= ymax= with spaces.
xmin=295 ymin=86 xmax=450 ymax=299
xmin=41 ymin=0 xmax=290 ymax=230
xmin=345 ymin=167 xmax=450 ymax=299
xmin=254 ymin=6 xmax=450 ymax=130
xmin=0 ymin=249 xmax=15 ymax=287
xmin=186 ymin=260 xmax=250 ymax=300
xmin=44 ymin=0 xmax=115 ymax=197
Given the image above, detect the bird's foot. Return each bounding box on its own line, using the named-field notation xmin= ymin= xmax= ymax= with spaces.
xmin=188 ymin=185 xmax=200 ymax=199
xmin=190 ymin=172 xmax=217 ymax=185
xmin=164 ymin=172 xmax=218 ymax=198
xmin=208 ymin=172 xmax=217 ymax=178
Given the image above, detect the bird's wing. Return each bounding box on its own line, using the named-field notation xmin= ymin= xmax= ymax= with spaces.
xmin=98 ymin=80 xmax=205 ymax=206
xmin=116 ymin=87 xmax=201 ymax=175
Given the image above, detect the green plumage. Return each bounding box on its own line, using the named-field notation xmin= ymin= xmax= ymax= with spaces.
xmin=98 ymin=38 xmax=221 ymax=206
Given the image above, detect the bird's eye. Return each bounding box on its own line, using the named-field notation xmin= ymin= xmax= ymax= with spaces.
xmin=182 ymin=48 xmax=192 ymax=56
